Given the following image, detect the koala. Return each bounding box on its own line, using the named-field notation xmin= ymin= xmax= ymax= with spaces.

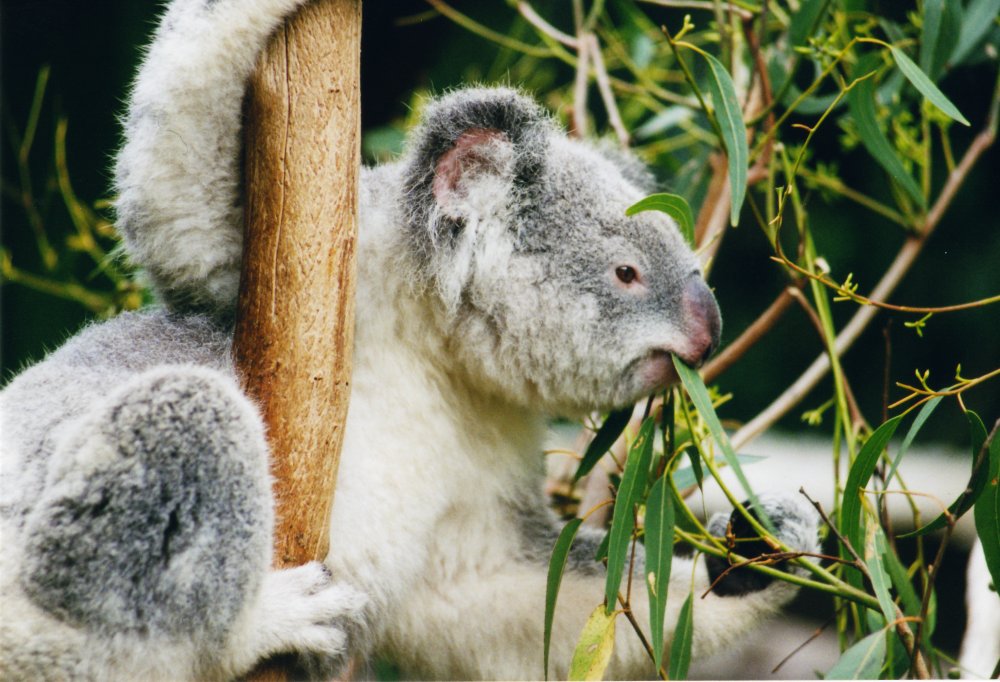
xmin=0 ymin=0 xmax=821 ymax=679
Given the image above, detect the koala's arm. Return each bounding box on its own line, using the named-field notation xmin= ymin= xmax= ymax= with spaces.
xmin=114 ymin=0 xmax=309 ymax=313
xmin=381 ymin=496 xmax=818 ymax=680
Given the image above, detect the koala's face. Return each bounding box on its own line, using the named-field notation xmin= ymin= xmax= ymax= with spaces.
xmin=403 ymin=88 xmax=721 ymax=415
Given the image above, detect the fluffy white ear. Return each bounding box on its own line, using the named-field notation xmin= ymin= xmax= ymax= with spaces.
xmin=432 ymin=128 xmax=516 ymax=217
xmin=401 ymin=88 xmax=552 ymax=259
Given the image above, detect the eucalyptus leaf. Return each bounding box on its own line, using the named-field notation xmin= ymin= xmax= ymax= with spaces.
xmin=568 ymin=605 xmax=617 ymax=681
xmin=701 ymin=53 xmax=748 ymax=226
xmin=880 ymin=540 xmax=935 ymax=661
xmin=889 ymin=46 xmax=970 ymax=125
xmin=847 ymin=58 xmax=926 ymax=208
xmin=604 ymin=417 xmax=655 ymax=613
xmin=634 ymin=107 xmax=694 ymax=141
xmin=900 ymin=410 xmax=990 ymax=537
xmin=545 ymin=518 xmax=583 ymax=680
xmin=973 ymin=419 xmax=1000 ymax=590
xmin=672 ymin=453 xmax=766 ymax=491
xmin=840 ymin=415 xmax=904 ymax=583
xmin=627 ymin=193 xmax=695 ymax=247
xmin=886 ymin=396 xmax=943 ymax=487
xmin=667 ymin=592 xmax=694 ymax=679
xmin=826 ymin=630 xmax=887 ymax=679
xmin=864 ymin=524 xmax=896 ymax=624
xmin=920 ymin=0 xmax=962 ymax=80
xmin=951 ymin=0 xmax=1000 ymax=66
xmin=921 ymin=0 xmax=945 ymax=75
xmin=594 ymin=529 xmax=610 ymax=563
xmin=789 ymin=0 xmax=830 ymax=47
xmin=673 ymin=356 xmax=772 ymax=533
xmin=644 ymin=475 xmax=675 ymax=670
xmin=576 ymin=407 xmax=632 ymax=482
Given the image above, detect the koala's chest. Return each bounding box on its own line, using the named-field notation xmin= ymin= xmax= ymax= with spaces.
xmin=425 ymin=497 xmax=523 ymax=582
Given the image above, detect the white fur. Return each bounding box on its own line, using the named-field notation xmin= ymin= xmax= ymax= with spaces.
xmin=1 ymin=0 xmax=819 ymax=679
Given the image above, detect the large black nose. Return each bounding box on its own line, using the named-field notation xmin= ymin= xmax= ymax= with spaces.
xmin=679 ymin=276 xmax=722 ymax=367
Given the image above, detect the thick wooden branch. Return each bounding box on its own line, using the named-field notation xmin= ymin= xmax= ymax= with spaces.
xmin=233 ymin=0 xmax=360 ymax=583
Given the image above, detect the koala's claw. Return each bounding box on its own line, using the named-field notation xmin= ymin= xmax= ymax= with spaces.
xmin=705 ymin=492 xmax=820 ymax=597
xmin=242 ymin=562 xmax=368 ymax=669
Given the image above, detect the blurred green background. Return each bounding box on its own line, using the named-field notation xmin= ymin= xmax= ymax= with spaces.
xmin=2 ymin=1 xmax=998 ymax=444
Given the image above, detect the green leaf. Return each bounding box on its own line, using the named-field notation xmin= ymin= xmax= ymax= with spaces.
xmin=701 ymin=53 xmax=748 ymax=226
xmin=847 ymin=59 xmax=926 ymax=208
xmin=667 ymin=592 xmax=694 ymax=680
xmin=545 ymin=518 xmax=583 ymax=680
xmin=921 ymin=0 xmax=946 ymax=76
xmin=626 ymin=193 xmax=695 ymax=247
xmin=604 ymin=417 xmax=655 ymax=613
xmin=644 ymin=476 xmax=675 ymax=670
xmin=881 ymin=545 xmax=920 ymax=617
xmin=826 ymin=630 xmax=887 ymax=679
xmin=888 ymin=46 xmax=970 ymax=125
xmin=840 ymin=416 xmax=904 ymax=577
xmin=886 ymin=396 xmax=943 ymax=487
xmin=569 ymin=605 xmax=617 ymax=681
xmin=789 ymin=0 xmax=831 ymax=47
xmin=576 ymin=407 xmax=633 ymax=482
xmin=673 ymin=356 xmax=772 ymax=533
xmin=864 ymin=524 xmax=896 ymax=625
xmin=920 ymin=0 xmax=962 ymax=80
xmin=594 ymin=529 xmax=610 ymax=563
xmin=973 ymin=419 xmax=1000 ymax=590
xmin=672 ymin=453 xmax=766 ymax=491
xmin=900 ymin=410 xmax=990 ymax=537
xmin=951 ymin=0 xmax=1000 ymax=66
xmin=880 ymin=540 xmax=935 ymax=664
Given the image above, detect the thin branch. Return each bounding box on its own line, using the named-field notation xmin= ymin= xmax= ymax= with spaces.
xmin=587 ymin=34 xmax=630 ymax=146
xmin=731 ymin=77 xmax=999 ymax=450
xmin=789 ymin=288 xmax=867 ymax=430
xmin=638 ymin=0 xmax=754 ymax=20
xmin=516 ymin=1 xmax=579 ymax=48
xmin=616 ymin=592 xmax=667 ymax=679
xmin=425 ymin=0 xmax=555 ymax=58
xmin=773 ymin=253 xmax=1000 ymax=314
xmin=570 ymin=0 xmax=590 ymax=139
xmin=702 ymin=283 xmax=802 ymax=383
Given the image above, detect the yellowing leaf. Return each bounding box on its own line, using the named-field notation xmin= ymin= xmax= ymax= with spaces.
xmin=568 ymin=605 xmax=617 ymax=681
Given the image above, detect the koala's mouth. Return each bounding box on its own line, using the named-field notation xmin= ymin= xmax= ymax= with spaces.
xmin=631 ymin=349 xmax=680 ymax=393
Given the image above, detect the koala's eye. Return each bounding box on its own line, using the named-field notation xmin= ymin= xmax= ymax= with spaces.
xmin=615 ymin=265 xmax=638 ymax=284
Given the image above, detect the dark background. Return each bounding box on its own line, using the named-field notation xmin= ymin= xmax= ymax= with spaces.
xmin=2 ymin=0 xmax=998 ymax=443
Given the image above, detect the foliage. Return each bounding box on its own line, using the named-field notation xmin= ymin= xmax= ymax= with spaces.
xmin=2 ymin=68 xmax=147 ymax=319
xmin=3 ymin=1 xmax=998 ymax=679
xmin=425 ymin=0 xmax=999 ymax=679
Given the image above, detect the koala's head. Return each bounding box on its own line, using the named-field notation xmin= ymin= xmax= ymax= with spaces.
xmin=401 ymin=88 xmax=721 ymax=415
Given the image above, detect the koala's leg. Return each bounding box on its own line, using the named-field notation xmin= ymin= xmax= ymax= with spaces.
xmin=21 ymin=367 xmax=274 ymax=643
xmin=19 ymin=366 xmax=367 ymax=679
xmin=383 ymin=494 xmax=817 ymax=680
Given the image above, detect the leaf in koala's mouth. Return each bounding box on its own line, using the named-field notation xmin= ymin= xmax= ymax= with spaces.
xmin=638 ymin=350 xmax=679 ymax=390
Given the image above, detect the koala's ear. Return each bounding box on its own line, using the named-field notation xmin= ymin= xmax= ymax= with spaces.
xmin=590 ymin=140 xmax=658 ymax=194
xmin=403 ymin=88 xmax=552 ymax=249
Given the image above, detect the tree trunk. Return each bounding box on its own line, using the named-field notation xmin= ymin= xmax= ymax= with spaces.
xmin=232 ymin=0 xmax=361 ymax=678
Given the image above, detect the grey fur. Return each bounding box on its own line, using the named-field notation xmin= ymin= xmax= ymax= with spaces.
xmin=1 ymin=1 xmax=817 ymax=678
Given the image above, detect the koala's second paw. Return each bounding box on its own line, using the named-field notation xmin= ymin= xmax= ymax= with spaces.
xmin=243 ymin=562 xmax=368 ymax=676
xmin=705 ymin=493 xmax=820 ymax=597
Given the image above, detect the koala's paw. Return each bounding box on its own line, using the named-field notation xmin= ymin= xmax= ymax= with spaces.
xmin=239 ymin=562 xmax=368 ymax=677
xmin=705 ymin=492 xmax=820 ymax=597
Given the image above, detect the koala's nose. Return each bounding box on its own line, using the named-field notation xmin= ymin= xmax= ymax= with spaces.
xmin=679 ymin=276 xmax=722 ymax=367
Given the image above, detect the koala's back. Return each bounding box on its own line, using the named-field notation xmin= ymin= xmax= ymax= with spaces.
xmin=1 ymin=310 xmax=233 ymax=523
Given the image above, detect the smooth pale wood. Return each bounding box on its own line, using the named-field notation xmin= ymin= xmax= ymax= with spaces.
xmin=234 ymin=0 xmax=361 ymax=676
xmin=233 ymin=2 xmax=360 ymax=677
